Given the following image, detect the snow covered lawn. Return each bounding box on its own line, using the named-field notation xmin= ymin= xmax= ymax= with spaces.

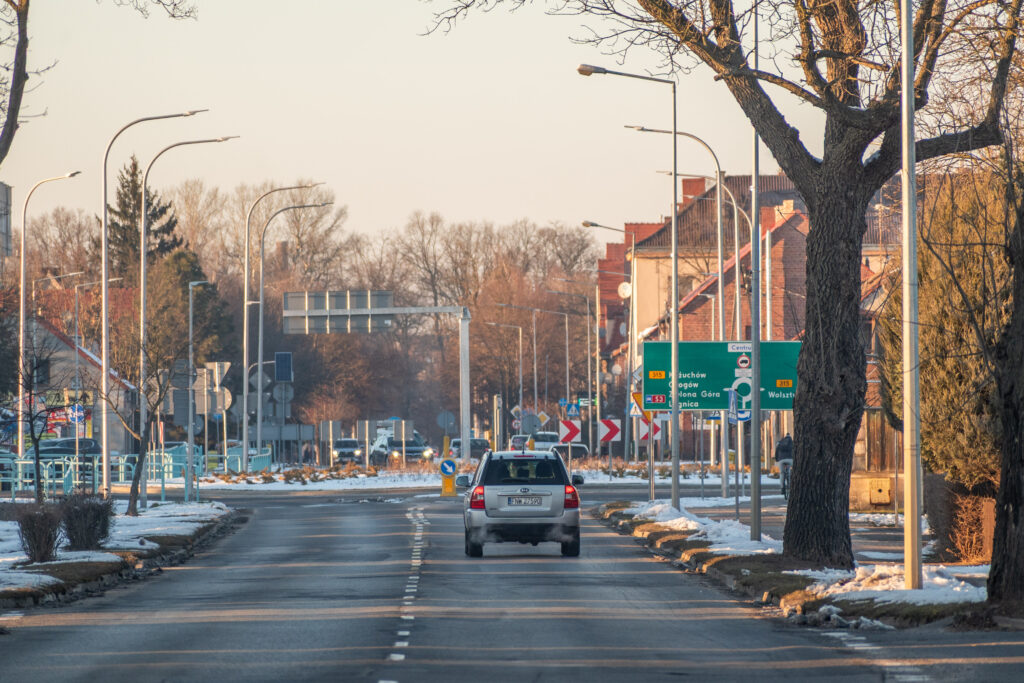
xmin=0 ymin=501 xmax=230 ymax=596
xmin=620 ymin=498 xmax=987 ymax=607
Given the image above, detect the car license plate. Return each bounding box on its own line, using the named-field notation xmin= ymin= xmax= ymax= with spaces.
xmin=508 ymin=496 xmax=541 ymax=506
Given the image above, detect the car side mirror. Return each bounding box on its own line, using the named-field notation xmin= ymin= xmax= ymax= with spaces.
xmin=455 ymin=474 xmax=470 ymax=488
xmin=571 ymin=474 xmax=584 ymax=486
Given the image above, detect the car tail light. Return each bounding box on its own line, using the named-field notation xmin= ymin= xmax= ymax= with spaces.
xmin=564 ymin=485 xmax=579 ymax=509
xmin=470 ymin=486 xmax=486 ymax=509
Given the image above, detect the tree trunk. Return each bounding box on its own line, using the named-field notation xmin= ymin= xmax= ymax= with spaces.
xmin=989 ymin=220 xmax=1024 ymax=612
xmin=782 ymin=167 xmax=869 ymax=569
xmin=126 ymin=418 xmax=151 ymax=516
xmin=31 ymin=439 xmax=43 ymax=505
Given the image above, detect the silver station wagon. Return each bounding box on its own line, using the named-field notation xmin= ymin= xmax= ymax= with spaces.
xmin=456 ymin=450 xmax=584 ymax=557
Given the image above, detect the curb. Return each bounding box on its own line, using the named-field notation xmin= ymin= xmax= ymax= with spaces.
xmin=592 ymin=505 xmax=772 ymax=604
xmin=0 ymin=510 xmax=242 ymax=610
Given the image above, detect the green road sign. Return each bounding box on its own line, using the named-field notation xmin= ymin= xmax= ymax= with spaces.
xmin=641 ymin=341 xmax=800 ymax=411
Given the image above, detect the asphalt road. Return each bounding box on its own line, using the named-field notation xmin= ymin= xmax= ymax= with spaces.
xmin=1 ymin=486 xmax=1022 ymax=682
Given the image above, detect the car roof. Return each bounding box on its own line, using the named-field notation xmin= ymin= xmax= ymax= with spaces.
xmin=489 ymin=450 xmax=559 ymax=460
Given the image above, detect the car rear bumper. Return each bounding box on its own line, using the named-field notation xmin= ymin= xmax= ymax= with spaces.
xmin=465 ymin=509 xmax=580 ymax=543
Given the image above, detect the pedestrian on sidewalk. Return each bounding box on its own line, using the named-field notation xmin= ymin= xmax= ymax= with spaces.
xmin=301 ymin=441 xmax=312 ymax=465
xmin=774 ymin=433 xmax=794 ymax=498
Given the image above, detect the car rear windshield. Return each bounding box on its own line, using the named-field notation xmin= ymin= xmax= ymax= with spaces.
xmin=388 ymin=438 xmax=422 ymax=447
xmin=483 ymin=458 xmax=567 ymax=485
xmin=533 ymin=432 xmax=558 ymax=442
xmin=335 ymin=439 xmax=357 ymax=448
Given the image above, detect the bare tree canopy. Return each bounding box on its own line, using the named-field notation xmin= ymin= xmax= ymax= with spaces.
xmin=0 ymin=0 xmax=196 ymax=169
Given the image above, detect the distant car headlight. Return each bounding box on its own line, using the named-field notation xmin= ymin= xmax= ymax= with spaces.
xmin=354 ymin=448 xmax=362 ymax=456
xmin=423 ymin=448 xmax=434 ymax=458
xmin=391 ymin=450 xmax=401 ymax=458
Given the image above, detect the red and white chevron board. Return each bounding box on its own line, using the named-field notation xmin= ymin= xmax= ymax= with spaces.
xmin=636 ymin=418 xmax=661 ymax=441
xmin=558 ymin=419 xmax=581 ymax=443
xmin=598 ymin=418 xmax=621 ymax=442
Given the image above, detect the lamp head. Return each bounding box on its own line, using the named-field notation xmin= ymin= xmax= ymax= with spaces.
xmin=577 ymin=64 xmax=606 ymax=76
xmin=216 ymin=136 xmax=240 ymax=142
xmin=582 ymin=220 xmax=598 ymax=228
xmin=66 ymin=171 xmax=82 ymax=178
xmin=184 ymin=109 xmax=209 ymax=116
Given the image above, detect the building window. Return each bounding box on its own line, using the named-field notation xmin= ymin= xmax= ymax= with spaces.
xmin=33 ymin=358 xmax=50 ymax=386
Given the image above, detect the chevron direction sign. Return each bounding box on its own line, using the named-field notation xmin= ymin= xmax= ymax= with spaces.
xmin=598 ymin=418 xmax=621 ymax=442
xmin=558 ymin=419 xmax=582 ymax=443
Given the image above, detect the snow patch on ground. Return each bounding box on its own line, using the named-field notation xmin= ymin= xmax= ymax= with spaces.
xmin=623 ymin=499 xmax=782 ymax=554
xmin=624 ymin=498 xmax=988 ymax=605
xmin=791 ymin=563 xmax=987 ymax=604
xmin=0 ymin=501 xmax=230 ymax=593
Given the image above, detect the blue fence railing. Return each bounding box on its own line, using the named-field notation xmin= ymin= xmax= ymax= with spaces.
xmin=1 ymin=446 xmax=275 ymax=499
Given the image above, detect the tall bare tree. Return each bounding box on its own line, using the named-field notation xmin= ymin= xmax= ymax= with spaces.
xmin=0 ymin=1 xmax=196 ymax=170
xmin=431 ymin=0 xmax=1024 ymax=569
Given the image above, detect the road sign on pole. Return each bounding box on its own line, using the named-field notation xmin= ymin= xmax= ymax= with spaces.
xmin=636 ymin=418 xmax=661 ymax=441
xmin=642 ymin=341 xmax=800 ymax=411
xmin=558 ymin=420 xmax=581 ymax=443
xmin=598 ymin=419 xmax=621 ymax=442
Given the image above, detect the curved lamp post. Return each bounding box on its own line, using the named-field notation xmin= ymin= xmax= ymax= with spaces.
xmin=18 ymin=172 xmax=81 ymax=463
xmin=627 ymin=124 xmax=729 ymax=503
xmin=100 ymin=109 xmax=206 ymax=498
xmin=582 ymin=220 xmax=638 ymax=467
xmin=547 ymin=288 xmax=594 ymax=457
xmin=578 ymin=62 xmax=681 ymax=510
xmin=138 ymin=135 xmax=235 ymax=508
xmin=187 ymin=280 xmax=210 ymax=503
xmin=255 ymin=202 xmax=332 ymax=460
xmin=485 ymin=322 xmax=524 ymax=426
xmin=241 ymin=183 xmax=321 ymax=472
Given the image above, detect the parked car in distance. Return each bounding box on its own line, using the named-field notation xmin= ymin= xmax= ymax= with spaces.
xmin=331 ymin=438 xmax=362 ymax=463
xmin=35 ymin=437 xmax=102 ymax=456
xmin=457 ymin=450 xmax=584 ymax=557
xmin=508 ymin=434 xmax=530 ymax=450
xmin=370 ymin=434 xmax=435 ymax=466
xmin=550 ymin=443 xmax=589 ymax=465
xmin=531 ymin=431 xmax=559 ymax=451
xmin=448 ymin=438 xmax=491 ymax=461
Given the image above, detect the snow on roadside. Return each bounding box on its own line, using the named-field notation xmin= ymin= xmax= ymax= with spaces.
xmin=0 ymin=501 xmax=231 ymax=594
xmin=623 ymin=498 xmax=783 ymax=554
xmin=622 ymin=498 xmax=988 ymax=605
xmin=791 ymin=564 xmax=987 ymax=604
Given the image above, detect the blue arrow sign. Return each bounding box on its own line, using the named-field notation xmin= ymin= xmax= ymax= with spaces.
xmin=440 ymin=459 xmax=456 ymax=476
xmin=558 ymin=398 xmax=568 ymax=408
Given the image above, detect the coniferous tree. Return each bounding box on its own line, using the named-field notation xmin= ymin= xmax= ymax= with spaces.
xmin=105 ymin=156 xmax=182 ymax=281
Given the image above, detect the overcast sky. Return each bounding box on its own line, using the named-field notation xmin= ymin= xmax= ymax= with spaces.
xmin=2 ymin=1 xmax=822 ymax=241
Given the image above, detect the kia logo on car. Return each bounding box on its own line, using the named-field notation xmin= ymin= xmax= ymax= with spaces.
xmin=520 ymin=487 xmax=530 ymax=493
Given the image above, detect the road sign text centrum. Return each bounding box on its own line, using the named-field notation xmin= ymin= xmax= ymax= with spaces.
xmin=641 ymin=341 xmax=800 ymax=411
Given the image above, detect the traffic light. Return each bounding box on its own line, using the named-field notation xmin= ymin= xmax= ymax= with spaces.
xmin=740 ymin=267 xmax=753 ymax=292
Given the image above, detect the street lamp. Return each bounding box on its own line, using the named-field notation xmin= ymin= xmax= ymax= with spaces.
xmin=187 ymin=280 xmax=210 ymax=503
xmin=138 ymin=136 xmax=236 ymax=507
xmin=548 ymin=288 xmax=594 ymax=457
xmin=242 ymin=183 xmax=322 ymax=472
xmin=18 ymin=172 xmax=80 ymax=462
xmin=255 ymin=202 xmax=332 ymax=459
xmin=496 ymin=303 xmax=539 ymax=412
xmin=74 ymin=277 xmax=122 ymax=466
xmin=579 ymin=63 xmax=681 ymax=510
xmin=485 ymin=322 xmax=523 ymax=423
xmin=627 ymin=124 xmax=729 ymax=508
xmin=100 ymin=109 xmax=206 ymax=498
xmin=583 ymin=221 xmax=637 ymax=465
